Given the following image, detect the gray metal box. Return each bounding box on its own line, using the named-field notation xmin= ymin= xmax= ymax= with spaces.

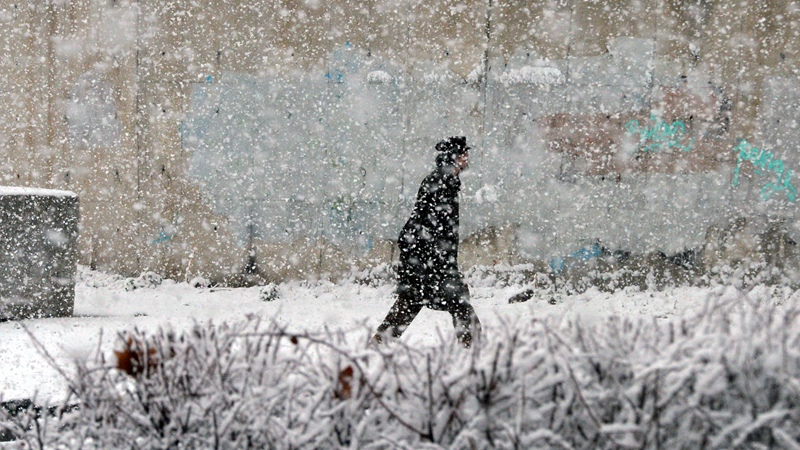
xmin=0 ymin=188 xmax=79 ymax=320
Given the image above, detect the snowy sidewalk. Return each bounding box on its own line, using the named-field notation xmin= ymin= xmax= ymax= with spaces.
xmin=0 ymin=268 xmax=712 ymax=402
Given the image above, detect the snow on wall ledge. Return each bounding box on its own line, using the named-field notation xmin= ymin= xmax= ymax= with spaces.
xmin=0 ymin=189 xmax=79 ymax=320
xmin=2 ymin=0 xmax=799 ymax=283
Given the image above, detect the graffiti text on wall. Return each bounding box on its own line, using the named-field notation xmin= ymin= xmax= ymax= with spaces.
xmin=733 ymin=139 xmax=797 ymax=202
xmin=624 ymin=114 xmax=694 ymax=153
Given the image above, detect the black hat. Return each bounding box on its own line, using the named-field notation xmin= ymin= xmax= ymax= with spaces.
xmin=435 ymin=136 xmax=470 ymax=157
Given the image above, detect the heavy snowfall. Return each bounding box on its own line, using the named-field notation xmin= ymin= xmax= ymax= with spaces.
xmin=2 ymin=0 xmax=800 ymax=448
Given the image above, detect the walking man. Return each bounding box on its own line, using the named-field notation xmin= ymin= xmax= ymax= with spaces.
xmin=374 ymin=136 xmax=481 ymax=347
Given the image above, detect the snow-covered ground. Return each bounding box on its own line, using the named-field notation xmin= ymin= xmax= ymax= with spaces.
xmin=0 ymin=266 xmax=767 ymax=403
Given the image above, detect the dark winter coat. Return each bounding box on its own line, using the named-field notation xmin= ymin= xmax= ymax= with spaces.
xmin=396 ymin=158 xmax=463 ymax=308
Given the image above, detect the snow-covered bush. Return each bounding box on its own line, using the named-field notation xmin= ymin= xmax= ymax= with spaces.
xmin=4 ymin=289 xmax=800 ymax=448
xmin=465 ymin=263 xmax=541 ymax=289
xmin=189 ymin=276 xmax=212 ymax=289
xmin=259 ymin=283 xmax=279 ymax=302
xmin=77 ymin=265 xmax=125 ymax=289
xmin=349 ymin=262 xmax=396 ymax=287
xmin=123 ymin=271 xmax=163 ymax=291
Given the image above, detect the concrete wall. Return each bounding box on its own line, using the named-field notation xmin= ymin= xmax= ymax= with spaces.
xmin=1 ymin=0 xmax=799 ymax=283
xmin=0 ymin=188 xmax=79 ymax=319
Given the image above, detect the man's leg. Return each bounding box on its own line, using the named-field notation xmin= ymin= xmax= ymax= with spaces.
xmin=450 ymin=302 xmax=481 ymax=348
xmin=373 ymin=290 xmax=423 ymax=344
xmin=444 ymin=280 xmax=482 ymax=348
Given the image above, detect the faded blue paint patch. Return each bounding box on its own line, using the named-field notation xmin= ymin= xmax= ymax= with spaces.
xmin=325 ymin=71 xmax=345 ymax=83
xmin=152 ymin=231 xmax=173 ymax=245
xmin=549 ymin=240 xmax=605 ymax=274
xmin=549 ymin=257 xmax=565 ymax=273
xmin=175 ymin=39 xmax=785 ymax=262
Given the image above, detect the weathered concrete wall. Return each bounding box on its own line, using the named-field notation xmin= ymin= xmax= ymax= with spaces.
xmin=1 ymin=0 xmax=799 ymax=283
xmin=0 ymin=188 xmax=79 ymax=319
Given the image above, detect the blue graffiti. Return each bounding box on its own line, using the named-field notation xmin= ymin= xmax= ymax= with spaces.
xmin=325 ymin=71 xmax=345 ymax=83
xmin=624 ymin=114 xmax=694 ymax=153
xmin=152 ymin=231 xmax=173 ymax=245
xmin=549 ymin=240 xmax=606 ymax=274
xmin=733 ymin=139 xmax=797 ymax=202
xmin=325 ymin=42 xmax=355 ymax=83
xmin=152 ymin=223 xmax=176 ymax=245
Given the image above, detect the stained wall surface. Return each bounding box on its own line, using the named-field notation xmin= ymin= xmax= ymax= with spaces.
xmin=1 ymin=0 xmax=799 ymax=283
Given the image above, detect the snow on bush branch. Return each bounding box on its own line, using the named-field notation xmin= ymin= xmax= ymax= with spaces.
xmin=5 ymin=289 xmax=800 ymax=448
